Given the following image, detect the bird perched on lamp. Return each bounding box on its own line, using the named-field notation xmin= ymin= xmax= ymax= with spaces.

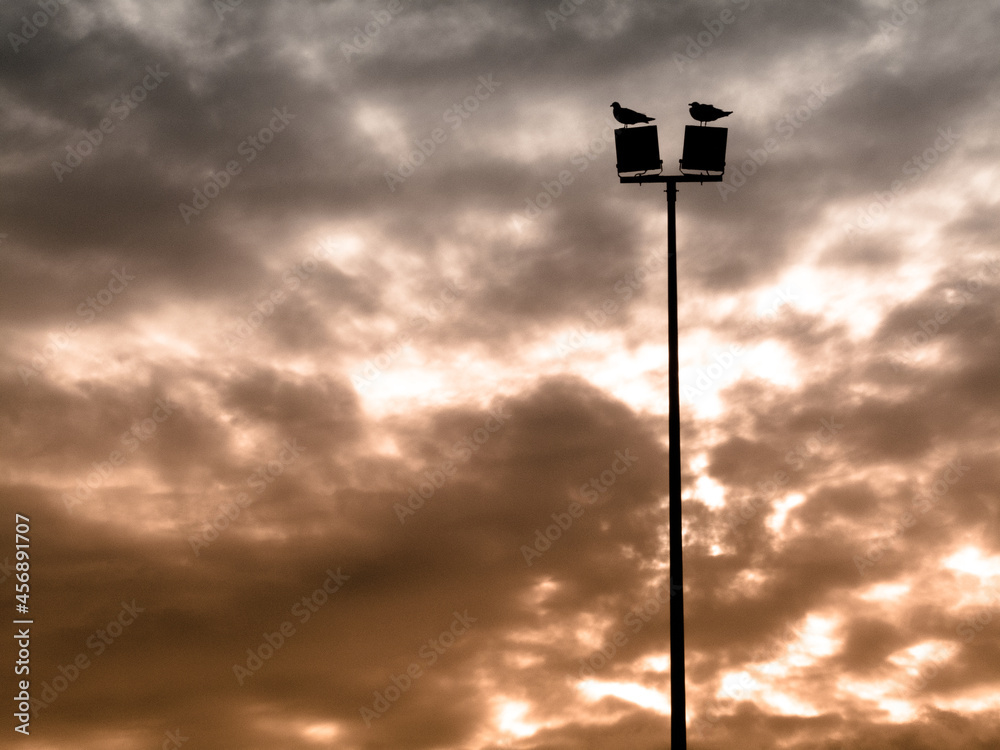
xmin=688 ymin=102 xmax=732 ymax=125
xmin=689 ymin=102 xmax=732 ymax=125
xmin=611 ymin=102 xmax=655 ymax=127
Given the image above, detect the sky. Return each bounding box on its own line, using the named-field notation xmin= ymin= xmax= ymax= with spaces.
xmin=1 ymin=0 xmax=1000 ymax=748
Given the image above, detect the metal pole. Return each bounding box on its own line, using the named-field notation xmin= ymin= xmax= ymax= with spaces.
xmin=619 ymin=171 xmax=722 ymax=747
xmin=666 ymin=179 xmax=686 ymax=749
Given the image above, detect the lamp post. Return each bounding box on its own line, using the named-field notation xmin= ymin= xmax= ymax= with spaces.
xmin=615 ymin=116 xmax=728 ymax=749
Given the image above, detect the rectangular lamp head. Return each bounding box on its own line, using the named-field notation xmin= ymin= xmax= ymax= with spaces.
xmin=680 ymin=125 xmax=728 ymax=172
xmin=615 ymin=126 xmax=662 ymax=173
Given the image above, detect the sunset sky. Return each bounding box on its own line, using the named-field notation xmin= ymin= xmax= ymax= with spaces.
xmin=2 ymin=0 xmax=1000 ymax=748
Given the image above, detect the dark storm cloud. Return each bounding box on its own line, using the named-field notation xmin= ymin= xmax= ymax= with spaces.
xmin=1 ymin=1 xmax=376 ymax=316
xmin=3 ymin=0 xmax=991 ymax=332
xmin=3 ymin=0 xmax=1000 ymax=747
xmin=835 ymin=616 xmax=908 ymax=673
xmin=1 ymin=376 xmax=678 ymax=747
xmin=0 ymin=0 xmax=881 ymax=315
xmin=220 ymin=366 xmax=363 ymax=451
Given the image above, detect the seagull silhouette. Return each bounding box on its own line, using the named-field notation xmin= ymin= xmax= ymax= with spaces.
xmin=689 ymin=102 xmax=732 ymax=125
xmin=611 ymin=102 xmax=655 ymax=127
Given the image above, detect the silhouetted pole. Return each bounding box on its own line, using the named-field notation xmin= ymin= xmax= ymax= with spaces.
xmin=665 ymin=179 xmax=686 ymax=750
xmin=618 ymin=173 xmax=723 ymax=749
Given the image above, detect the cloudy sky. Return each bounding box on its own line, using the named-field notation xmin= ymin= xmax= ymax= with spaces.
xmin=2 ymin=0 xmax=1000 ymax=748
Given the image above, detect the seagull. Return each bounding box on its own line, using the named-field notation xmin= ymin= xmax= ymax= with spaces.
xmin=611 ymin=102 xmax=655 ymax=127
xmin=689 ymin=102 xmax=732 ymax=125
